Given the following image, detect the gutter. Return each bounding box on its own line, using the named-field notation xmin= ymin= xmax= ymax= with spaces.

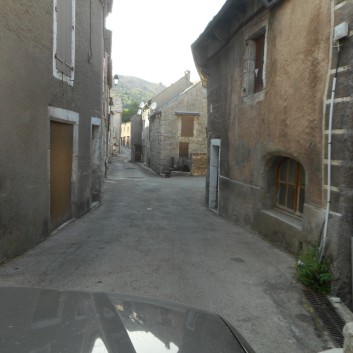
xmin=192 ymin=3 xmax=267 ymax=85
xmin=207 ymin=5 xmax=266 ymax=64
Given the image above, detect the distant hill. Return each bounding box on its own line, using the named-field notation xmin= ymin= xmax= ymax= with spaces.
xmin=111 ymin=75 xmax=166 ymax=109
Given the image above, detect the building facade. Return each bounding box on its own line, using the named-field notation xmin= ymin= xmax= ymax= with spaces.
xmin=141 ymin=71 xmax=193 ymax=167
xmin=192 ymin=0 xmax=353 ymax=303
xmin=121 ymin=122 xmax=131 ymax=147
xmin=131 ymin=114 xmax=143 ymax=162
xmin=149 ymin=82 xmax=208 ymax=176
xmin=0 ymin=0 xmax=112 ymax=262
xmin=109 ymin=95 xmax=123 ymax=156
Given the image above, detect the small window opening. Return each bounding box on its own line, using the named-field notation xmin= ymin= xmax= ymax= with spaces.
xmin=242 ymin=28 xmax=266 ymax=97
xmin=254 ymin=33 xmax=265 ymax=93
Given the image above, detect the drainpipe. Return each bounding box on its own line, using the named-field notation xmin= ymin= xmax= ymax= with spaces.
xmin=319 ymin=70 xmax=336 ymax=262
xmin=319 ymin=43 xmax=341 ymax=263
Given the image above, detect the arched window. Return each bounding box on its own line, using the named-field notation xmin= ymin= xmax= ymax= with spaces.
xmin=276 ymin=158 xmax=305 ymax=215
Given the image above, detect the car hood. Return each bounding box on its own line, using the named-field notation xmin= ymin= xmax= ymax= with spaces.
xmin=0 ymin=286 xmax=255 ymax=353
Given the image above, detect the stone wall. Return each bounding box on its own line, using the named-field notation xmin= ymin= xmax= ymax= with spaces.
xmin=324 ymin=0 xmax=353 ymax=303
xmin=149 ymin=82 xmax=207 ymax=175
xmin=191 ymin=153 xmax=207 ymax=176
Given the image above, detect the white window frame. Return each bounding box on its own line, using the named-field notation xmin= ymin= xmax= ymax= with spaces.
xmin=53 ymin=0 xmax=76 ymax=86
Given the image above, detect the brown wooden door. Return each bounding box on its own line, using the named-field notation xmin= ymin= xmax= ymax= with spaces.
xmin=179 ymin=142 xmax=189 ymax=158
xmin=50 ymin=121 xmax=73 ymax=229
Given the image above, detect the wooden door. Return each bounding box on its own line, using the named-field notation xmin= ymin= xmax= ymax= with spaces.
xmin=179 ymin=142 xmax=189 ymax=158
xmin=50 ymin=121 xmax=73 ymax=229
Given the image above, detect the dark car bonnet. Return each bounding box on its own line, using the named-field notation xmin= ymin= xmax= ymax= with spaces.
xmin=0 ymin=287 xmax=253 ymax=353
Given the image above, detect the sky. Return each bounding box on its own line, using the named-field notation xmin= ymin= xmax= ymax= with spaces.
xmin=106 ymin=0 xmax=226 ymax=86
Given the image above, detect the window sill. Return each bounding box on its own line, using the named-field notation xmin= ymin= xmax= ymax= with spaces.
xmin=260 ymin=209 xmax=303 ymax=231
xmin=243 ymin=89 xmax=265 ymax=104
xmin=53 ymin=69 xmax=74 ymax=86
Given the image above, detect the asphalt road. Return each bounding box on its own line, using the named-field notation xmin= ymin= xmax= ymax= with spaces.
xmin=0 ymin=148 xmax=332 ymax=353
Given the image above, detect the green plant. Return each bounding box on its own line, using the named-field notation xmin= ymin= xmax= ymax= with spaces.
xmin=297 ymin=247 xmax=332 ymax=294
xmin=121 ymin=101 xmax=140 ymax=123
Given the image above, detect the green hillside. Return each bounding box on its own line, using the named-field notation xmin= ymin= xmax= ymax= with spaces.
xmin=111 ymin=75 xmax=165 ymax=109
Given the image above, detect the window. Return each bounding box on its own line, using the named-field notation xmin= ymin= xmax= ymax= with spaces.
xmin=180 ymin=116 xmax=194 ymax=137
xmin=54 ymin=0 xmax=75 ymax=79
xmin=179 ymin=142 xmax=189 ymax=158
xmin=254 ymin=33 xmax=265 ymax=93
xmin=276 ymin=158 xmax=305 ymax=215
xmin=242 ymin=28 xmax=266 ymax=97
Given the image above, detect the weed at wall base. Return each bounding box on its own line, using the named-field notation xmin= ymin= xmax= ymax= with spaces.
xmin=297 ymin=247 xmax=332 ymax=294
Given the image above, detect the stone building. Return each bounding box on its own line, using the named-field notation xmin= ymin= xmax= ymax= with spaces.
xmin=141 ymin=72 xmax=193 ymax=166
xmin=192 ymin=0 xmax=353 ymax=303
xmin=110 ymin=95 xmax=123 ymax=156
xmin=101 ymin=28 xmax=114 ymax=184
xmin=131 ymin=114 xmax=143 ymax=162
xmin=0 ymin=0 xmax=113 ymax=262
xmin=121 ymin=122 xmax=131 ymax=147
xmin=148 ymin=82 xmax=208 ymax=176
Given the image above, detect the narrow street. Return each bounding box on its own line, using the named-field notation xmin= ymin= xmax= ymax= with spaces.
xmin=0 ymin=148 xmax=330 ymax=353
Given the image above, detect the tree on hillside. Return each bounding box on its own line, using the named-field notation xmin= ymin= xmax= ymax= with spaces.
xmin=122 ymin=101 xmax=139 ymax=123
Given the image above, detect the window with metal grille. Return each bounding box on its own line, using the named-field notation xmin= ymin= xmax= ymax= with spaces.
xmin=276 ymin=158 xmax=305 ymax=215
xmin=179 ymin=142 xmax=189 ymax=158
xmin=181 ymin=116 xmax=194 ymax=137
xmin=55 ymin=0 xmax=74 ymax=78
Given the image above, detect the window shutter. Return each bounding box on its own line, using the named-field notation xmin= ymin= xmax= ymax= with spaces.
xmin=56 ymin=0 xmax=73 ymax=77
xmin=181 ymin=116 xmax=194 ymax=137
xmin=254 ymin=33 xmax=265 ymax=92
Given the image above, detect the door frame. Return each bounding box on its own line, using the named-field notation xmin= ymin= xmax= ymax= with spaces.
xmin=90 ymin=117 xmax=101 ymax=204
xmin=48 ymin=106 xmax=79 ymax=225
xmin=209 ymin=139 xmax=221 ymax=212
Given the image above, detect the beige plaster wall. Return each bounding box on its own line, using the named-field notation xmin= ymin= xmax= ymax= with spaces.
xmin=225 ymin=0 xmax=331 ymax=206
